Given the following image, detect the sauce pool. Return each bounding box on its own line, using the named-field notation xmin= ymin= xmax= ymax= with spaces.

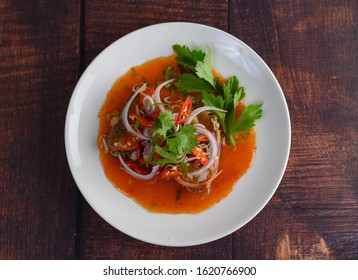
xmin=97 ymin=55 xmax=256 ymax=214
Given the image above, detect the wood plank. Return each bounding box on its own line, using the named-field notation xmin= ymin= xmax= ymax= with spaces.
xmin=230 ymin=0 xmax=358 ymax=259
xmin=84 ymin=0 xmax=228 ymax=64
xmin=80 ymin=0 xmax=230 ymax=259
xmin=0 ymin=0 xmax=81 ymax=259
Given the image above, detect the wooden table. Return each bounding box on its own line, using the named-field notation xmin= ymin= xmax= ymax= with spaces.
xmin=1 ymin=0 xmax=357 ymax=260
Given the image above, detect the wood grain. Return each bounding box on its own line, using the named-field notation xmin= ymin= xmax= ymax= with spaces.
xmin=230 ymin=0 xmax=358 ymax=259
xmin=0 ymin=0 xmax=81 ymax=259
xmin=84 ymin=0 xmax=229 ymax=64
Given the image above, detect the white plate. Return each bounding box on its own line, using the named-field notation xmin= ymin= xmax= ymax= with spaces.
xmin=65 ymin=22 xmax=290 ymax=246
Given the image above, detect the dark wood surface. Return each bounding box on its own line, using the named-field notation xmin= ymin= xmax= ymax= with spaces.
xmin=0 ymin=0 xmax=357 ymax=260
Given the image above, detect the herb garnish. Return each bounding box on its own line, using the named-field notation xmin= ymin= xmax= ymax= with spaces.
xmin=173 ymin=44 xmax=263 ymax=146
xmin=149 ymin=110 xmax=198 ymax=165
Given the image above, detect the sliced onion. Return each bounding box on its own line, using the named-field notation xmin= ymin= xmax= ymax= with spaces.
xmin=163 ymin=95 xmax=182 ymax=104
xmin=187 ymin=125 xmax=219 ymax=177
xmin=153 ymin=78 xmax=175 ymax=112
xmin=184 ymin=106 xmax=226 ymax=125
xmin=132 ymin=83 xmax=147 ymax=92
xmin=118 ymin=153 xmax=159 ymax=180
xmin=143 ymin=95 xmax=154 ymax=115
xmin=121 ymin=83 xmax=150 ymax=140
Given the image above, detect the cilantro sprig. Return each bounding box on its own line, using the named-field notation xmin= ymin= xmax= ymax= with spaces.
xmin=173 ymin=44 xmax=263 ymax=146
xmin=152 ymin=110 xmax=174 ymax=138
xmin=172 ymin=44 xmax=205 ymax=73
xmin=149 ymin=110 xmax=198 ymax=165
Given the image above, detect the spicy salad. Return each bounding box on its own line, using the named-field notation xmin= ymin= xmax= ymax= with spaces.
xmin=98 ymin=45 xmax=263 ymax=193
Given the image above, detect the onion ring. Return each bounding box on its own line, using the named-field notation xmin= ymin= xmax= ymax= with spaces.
xmin=121 ymin=83 xmax=150 ymax=140
xmin=184 ymin=106 xmax=226 ymax=125
xmin=118 ymin=153 xmax=159 ymax=180
xmin=153 ymin=78 xmax=175 ymax=112
xmin=187 ymin=124 xmax=219 ymax=177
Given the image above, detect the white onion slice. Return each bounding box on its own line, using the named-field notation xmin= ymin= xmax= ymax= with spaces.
xmin=184 ymin=106 xmax=226 ymax=125
xmin=118 ymin=153 xmax=160 ymax=180
xmin=121 ymin=83 xmax=150 ymax=140
xmin=153 ymin=78 xmax=175 ymax=112
xmin=187 ymin=125 xmax=219 ymax=177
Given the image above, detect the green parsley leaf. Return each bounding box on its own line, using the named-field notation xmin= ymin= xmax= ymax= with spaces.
xmin=202 ymin=92 xmax=225 ymax=124
xmin=173 ymin=44 xmax=263 ymax=147
xmin=179 ymin=162 xmax=188 ymax=176
xmin=173 ymin=44 xmax=205 ymax=73
xmin=223 ymin=76 xmax=237 ymax=108
xmin=174 ymin=45 xmax=216 ymax=94
xmin=132 ymin=115 xmax=140 ymax=131
xmin=154 ymin=145 xmax=179 ymax=163
xmin=232 ymin=103 xmax=263 ymax=132
xmin=166 ymin=125 xmax=198 ymax=155
xmin=195 ymin=49 xmax=215 ymax=87
xmin=152 ymin=111 xmax=174 ymax=137
xmin=203 ymin=75 xmax=261 ymax=146
xmin=148 ymin=116 xmax=199 ymax=165
xmin=214 ymin=77 xmax=223 ymax=93
xmin=234 ymin=87 xmax=245 ymax=105
xmin=146 ymin=154 xmax=176 ymax=165
xmin=176 ymin=74 xmax=216 ymax=93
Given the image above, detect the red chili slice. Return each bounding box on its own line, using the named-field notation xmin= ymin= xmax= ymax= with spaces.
xmin=146 ymin=87 xmax=155 ymax=96
xmin=176 ymin=97 xmax=192 ymax=125
xmin=128 ymin=113 xmax=154 ymax=128
xmin=157 ymin=167 xmax=182 ymax=179
xmin=191 ymin=146 xmax=209 ymax=166
xmin=153 ymin=153 xmax=162 ymax=160
xmin=197 ymin=134 xmax=208 ymax=142
xmin=124 ymin=135 xmax=140 ymax=148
